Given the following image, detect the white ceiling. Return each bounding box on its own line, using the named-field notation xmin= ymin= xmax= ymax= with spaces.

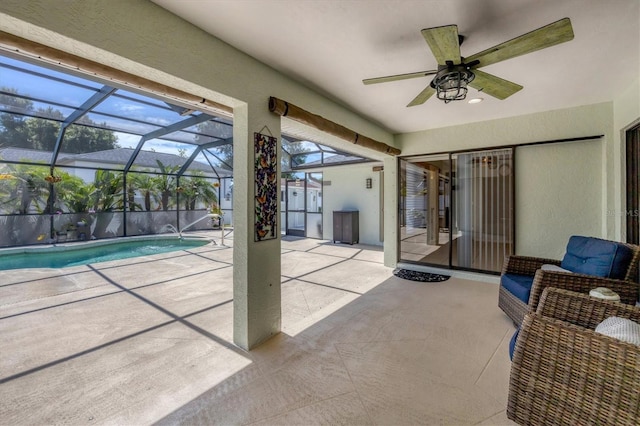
xmin=152 ymin=0 xmax=639 ymax=134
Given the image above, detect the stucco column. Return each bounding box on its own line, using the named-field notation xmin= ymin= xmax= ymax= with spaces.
xmin=232 ymin=101 xmax=281 ymax=350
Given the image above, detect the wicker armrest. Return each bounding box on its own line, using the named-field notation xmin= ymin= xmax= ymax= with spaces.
xmin=501 ymin=255 xmax=560 ymax=276
xmin=508 ymin=309 xmax=640 ymax=425
xmin=536 ymin=287 xmax=640 ymax=329
xmin=528 ymin=270 xmax=640 ymax=312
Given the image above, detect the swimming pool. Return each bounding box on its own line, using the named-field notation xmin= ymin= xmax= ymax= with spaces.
xmin=0 ymin=236 xmax=211 ymax=270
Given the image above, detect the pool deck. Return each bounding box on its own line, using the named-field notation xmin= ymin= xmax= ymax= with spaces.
xmin=0 ymin=230 xmax=515 ymax=425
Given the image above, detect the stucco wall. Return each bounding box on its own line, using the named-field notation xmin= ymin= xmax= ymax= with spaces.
xmin=515 ymin=138 xmax=603 ymax=258
xmin=322 ymin=163 xmax=383 ymax=246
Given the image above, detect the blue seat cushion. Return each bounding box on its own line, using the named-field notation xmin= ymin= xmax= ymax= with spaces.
xmin=561 ymin=236 xmax=633 ymax=279
xmin=501 ymin=273 xmax=534 ymax=304
xmin=509 ymin=328 xmax=520 ymax=361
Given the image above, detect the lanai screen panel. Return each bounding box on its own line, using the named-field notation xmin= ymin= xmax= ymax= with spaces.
xmin=203 ymin=146 xmax=233 ymax=171
xmin=184 ymin=118 xmax=233 ymax=143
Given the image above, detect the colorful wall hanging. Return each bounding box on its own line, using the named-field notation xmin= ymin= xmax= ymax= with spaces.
xmin=254 ymin=132 xmax=278 ymax=241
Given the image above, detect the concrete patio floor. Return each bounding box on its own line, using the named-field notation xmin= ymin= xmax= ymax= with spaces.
xmin=0 ymin=231 xmax=516 ymax=425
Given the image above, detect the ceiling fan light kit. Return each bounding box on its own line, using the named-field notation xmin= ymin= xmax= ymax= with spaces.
xmin=431 ymin=63 xmax=475 ymax=103
xmin=363 ymin=18 xmax=574 ymax=106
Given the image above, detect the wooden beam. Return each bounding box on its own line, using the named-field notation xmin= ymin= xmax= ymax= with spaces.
xmin=0 ymin=31 xmax=233 ymax=116
xmin=268 ymin=97 xmax=400 ymax=156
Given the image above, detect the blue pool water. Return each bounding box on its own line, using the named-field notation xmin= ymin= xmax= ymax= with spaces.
xmin=0 ymin=237 xmax=210 ymax=270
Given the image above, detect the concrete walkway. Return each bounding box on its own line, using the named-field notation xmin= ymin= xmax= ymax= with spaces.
xmin=0 ymin=232 xmax=515 ymax=425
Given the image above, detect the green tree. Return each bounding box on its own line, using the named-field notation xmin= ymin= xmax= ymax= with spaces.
xmin=92 ymin=169 xmax=124 ymax=212
xmin=180 ymin=172 xmax=218 ymax=211
xmin=0 ymin=88 xmax=31 ymax=149
xmin=63 ymin=119 xmax=119 ymax=153
xmin=153 ymin=160 xmax=179 ymax=211
xmin=129 ymin=172 xmax=156 ymax=211
xmin=24 ymin=108 xmax=64 ymax=151
xmin=0 ymin=163 xmax=50 ymax=214
xmin=58 ymin=175 xmax=96 ymax=213
xmin=0 ymin=87 xmax=119 ymax=152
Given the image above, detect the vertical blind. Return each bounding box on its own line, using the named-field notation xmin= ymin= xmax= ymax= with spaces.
xmin=455 ymin=148 xmax=513 ymax=272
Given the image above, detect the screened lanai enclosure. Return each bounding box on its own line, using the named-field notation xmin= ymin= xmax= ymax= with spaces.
xmin=0 ymin=53 xmax=236 ymax=248
xmin=0 ymin=53 xmax=373 ymax=248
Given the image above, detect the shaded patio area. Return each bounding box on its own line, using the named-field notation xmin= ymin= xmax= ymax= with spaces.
xmin=0 ymin=232 xmax=515 ymax=425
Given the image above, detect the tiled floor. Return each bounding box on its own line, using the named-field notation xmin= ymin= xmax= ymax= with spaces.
xmin=0 ymin=231 xmax=516 ymax=425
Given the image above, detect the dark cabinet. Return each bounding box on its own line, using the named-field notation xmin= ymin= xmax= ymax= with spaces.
xmin=333 ymin=210 xmax=359 ymax=244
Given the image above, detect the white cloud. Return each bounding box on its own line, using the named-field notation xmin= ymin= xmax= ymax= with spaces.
xmin=115 ymin=132 xmax=140 ymax=149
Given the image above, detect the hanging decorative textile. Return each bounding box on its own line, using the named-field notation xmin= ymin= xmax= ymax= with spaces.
xmin=254 ymin=132 xmax=278 ymax=241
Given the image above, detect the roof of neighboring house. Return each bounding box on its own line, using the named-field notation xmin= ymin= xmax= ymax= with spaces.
xmin=0 ymin=147 xmax=73 ymax=163
xmin=0 ymin=147 xmax=232 ymax=177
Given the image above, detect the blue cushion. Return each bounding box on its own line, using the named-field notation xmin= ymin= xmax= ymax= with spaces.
xmin=509 ymin=329 xmax=520 ymax=361
xmin=501 ymin=273 xmax=534 ymax=303
xmin=561 ymin=236 xmax=633 ymax=279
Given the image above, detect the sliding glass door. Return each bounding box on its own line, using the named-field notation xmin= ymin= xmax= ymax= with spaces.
xmin=399 ymin=155 xmax=451 ymax=267
xmin=399 ymin=148 xmax=514 ymax=273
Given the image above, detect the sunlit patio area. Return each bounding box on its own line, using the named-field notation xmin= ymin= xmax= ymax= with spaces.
xmin=0 ymin=233 xmax=515 ymax=425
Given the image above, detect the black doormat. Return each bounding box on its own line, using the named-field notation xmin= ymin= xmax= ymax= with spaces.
xmin=393 ymin=268 xmax=450 ymax=282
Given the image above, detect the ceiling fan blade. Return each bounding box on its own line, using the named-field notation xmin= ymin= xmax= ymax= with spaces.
xmin=465 ymin=18 xmax=574 ymax=69
xmin=469 ymin=69 xmax=523 ymax=100
xmin=421 ymin=25 xmax=462 ymax=65
xmin=407 ymin=85 xmax=436 ymax=107
xmin=363 ymin=70 xmax=437 ymax=85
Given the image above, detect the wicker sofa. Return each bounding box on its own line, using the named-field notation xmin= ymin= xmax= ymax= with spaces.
xmin=498 ymin=236 xmax=640 ymax=326
xmin=508 ymin=287 xmax=640 ymax=425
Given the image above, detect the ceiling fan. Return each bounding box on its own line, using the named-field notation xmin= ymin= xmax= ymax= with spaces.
xmin=363 ymin=18 xmax=574 ymax=106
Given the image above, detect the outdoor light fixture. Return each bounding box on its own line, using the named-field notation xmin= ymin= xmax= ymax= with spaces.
xmin=431 ymin=63 xmax=475 ymax=103
xmin=366 ymin=178 xmax=372 ymax=189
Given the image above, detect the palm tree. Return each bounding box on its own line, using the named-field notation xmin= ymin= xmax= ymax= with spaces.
xmin=153 ymin=160 xmax=179 ymax=211
xmin=180 ymin=172 xmax=218 ymax=210
xmin=128 ymin=171 xmax=156 ymax=211
xmin=57 ymin=173 xmax=96 ymax=213
xmin=92 ymin=169 xmax=124 ymax=212
xmin=179 ymin=176 xmax=198 ymax=211
xmin=1 ymin=164 xmax=51 ymax=214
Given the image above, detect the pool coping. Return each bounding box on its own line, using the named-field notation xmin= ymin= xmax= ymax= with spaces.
xmin=0 ymin=234 xmax=212 ymax=256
